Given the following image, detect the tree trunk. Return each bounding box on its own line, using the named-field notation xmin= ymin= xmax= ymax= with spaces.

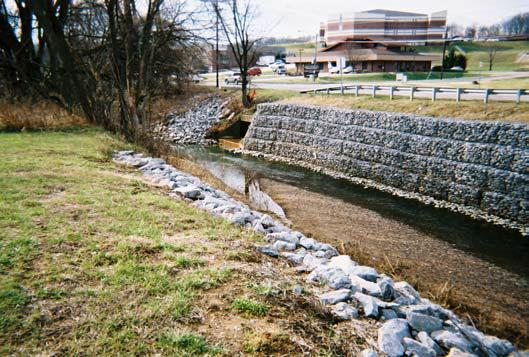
xmin=241 ymin=73 xmax=250 ymax=107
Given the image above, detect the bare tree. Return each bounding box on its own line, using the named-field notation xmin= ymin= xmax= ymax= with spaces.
xmin=1 ymin=0 xmax=200 ymax=137
xmin=213 ymin=0 xmax=259 ymax=107
xmin=485 ymin=42 xmax=498 ymax=71
xmin=447 ymin=22 xmax=463 ymax=38
xmin=502 ymin=12 xmax=529 ymax=35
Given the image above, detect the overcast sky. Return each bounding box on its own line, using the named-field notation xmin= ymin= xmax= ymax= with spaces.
xmin=248 ymin=0 xmax=529 ymax=37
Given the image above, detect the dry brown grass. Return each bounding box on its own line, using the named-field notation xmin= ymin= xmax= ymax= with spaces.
xmin=0 ymin=99 xmax=87 ymax=131
xmin=277 ymin=93 xmax=529 ymax=124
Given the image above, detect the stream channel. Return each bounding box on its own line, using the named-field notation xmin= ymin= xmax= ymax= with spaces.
xmin=171 ymin=144 xmax=529 ymax=343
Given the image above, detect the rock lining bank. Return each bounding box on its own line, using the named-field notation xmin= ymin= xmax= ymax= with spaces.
xmin=152 ymin=96 xmax=227 ymax=144
xmin=242 ymin=104 xmax=529 ymax=235
xmin=113 ymin=150 xmax=519 ymax=357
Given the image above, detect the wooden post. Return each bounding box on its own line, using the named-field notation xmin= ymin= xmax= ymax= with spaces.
xmin=431 ymin=88 xmax=437 ymax=102
xmin=354 ymin=85 xmax=359 ymax=97
xmin=372 ymin=86 xmax=377 ymax=98
xmin=390 ymin=86 xmax=395 ymax=100
xmin=410 ymin=87 xmax=415 ymax=101
xmin=456 ymin=88 xmax=461 ymax=102
xmin=516 ymin=89 xmax=522 ymax=104
xmin=484 ymin=89 xmax=490 ymax=104
xmin=327 ymin=88 xmax=330 ymax=95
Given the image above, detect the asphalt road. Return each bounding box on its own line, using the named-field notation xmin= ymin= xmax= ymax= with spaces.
xmin=205 ymin=71 xmax=529 ymax=102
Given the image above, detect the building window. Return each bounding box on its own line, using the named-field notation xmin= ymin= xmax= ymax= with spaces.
xmin=362 ymin=61 xmax=368 ymax=70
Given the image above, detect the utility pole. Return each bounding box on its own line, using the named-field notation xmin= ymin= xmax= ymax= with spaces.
xmin=440 ymin=27 xmax=449 ymax=80
xmin=215 ymin=0 xmax=219 ymax=88
xmin=313 ymin=33 xmax=318 ymax=82
xmin=298 ymin=48 xmax=303 ymax=75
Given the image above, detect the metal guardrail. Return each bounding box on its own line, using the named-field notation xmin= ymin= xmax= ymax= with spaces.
xmin=300 ymin=84 xmax=528 ymax=104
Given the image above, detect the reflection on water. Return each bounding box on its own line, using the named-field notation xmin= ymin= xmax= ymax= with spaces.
xmin=175 ymin=146 xmax=285 ymax=218
xmin=171 ymin=145 xmax=529 ymax=278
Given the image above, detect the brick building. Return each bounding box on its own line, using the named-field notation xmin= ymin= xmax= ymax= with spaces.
xmin=287 ymin=41 xmax=439 ymax=73
xmin=320 ymin=9 xmax=447 ymax=46
xmin=287 ymin=9 xmax=446 ymax=73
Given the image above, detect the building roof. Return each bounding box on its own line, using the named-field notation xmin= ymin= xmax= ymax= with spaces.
xmin=361 ymin=9 xmax=427 ymax=17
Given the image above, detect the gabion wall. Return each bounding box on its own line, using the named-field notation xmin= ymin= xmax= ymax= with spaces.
xmin=243 ymin=103 xmax=528 ymax=230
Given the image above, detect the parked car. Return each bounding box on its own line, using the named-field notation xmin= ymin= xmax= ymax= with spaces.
xmin=342 ymin=66 xmax=353 ymax=74
xmin=224 ymin=72 xmax=241 ymax=85
xmin=276 ymin=66 xmax=286 ymax=75
xmin=248 ymin=67 xmax=262 ymax=76
xmin=329 ymin=66 xmax=340 ymax=74
xmin=269 ymin=59 xmax=285 ymax=71
xmin=190 ymin=74 xmax=205 ymax=83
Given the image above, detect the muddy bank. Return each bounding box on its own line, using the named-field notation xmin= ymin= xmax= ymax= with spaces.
xmin=259 ymin=177 xmax=529 ymax=347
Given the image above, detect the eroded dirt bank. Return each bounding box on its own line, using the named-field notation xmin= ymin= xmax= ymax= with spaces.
xmin=259 ymin=178 xmax=529 ymax=348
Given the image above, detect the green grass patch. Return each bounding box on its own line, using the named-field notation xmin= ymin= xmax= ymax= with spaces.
xmin=0 ymin=127 xmax=249 ymax=354
xmin=157 ymin=332 xmax=223 ymax=355
xmin=173 ymin=256 xmax=206 ymax=268
xmin=231 ymin=297 xmax=269 ymax=317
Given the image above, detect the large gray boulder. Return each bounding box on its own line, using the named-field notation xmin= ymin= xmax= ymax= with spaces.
xmin=353 ymin=292 xmax=380 ymax=318
xmin=458 ymin=324 xmax=515 ymax=356
xmin=431 ymin=330 xmax=474 ymax=353
xmin=328 ymin=255 xmax=358 ymax=274
xmin=350 ymin=265 xmax=379 ymax=282
xmin=446 ymin=347 xmax=480 ymax=356
xmin=402 ymin=337 xmax=436 ymax=357
xmin=300 ymin=253 xmax=328 ymax=272
xmin=331 ymin=302 xmax=359 ymax=320
xmin=174 ymin=185 xmax=204 ymax=200
xmin=406 ymin=312 xmax=443 ymax=333
xmin=265 ymin=231 xmax=300 ymax=245
xmin=307 ymin=266 xmax=352 ymax=290
xmin=257 ymin=245 xmax=279 ymax=258
xmin=417 ymin=331 xmax=444 ymax=356
xmin=358 ymin=349 xmax=378 ymax=357
xmin=394 ymin=282 xmax=421 ymax=304
xmin=378 ymin=318 xmax=411 ymax=357
xmin=377 ymin=274 xmax=396 ymax=300
xmin=272 ymin=240 xmax=297 ymax=251
xmin=350 ymin=275 xmax=382 ymax=297
xmin=299 ymin=236 xmax=321 ymax=250
xmin=280 ymin=252 xmax=304 ymax=265
xmin=319 ymin=289 xmax=352 ymax=305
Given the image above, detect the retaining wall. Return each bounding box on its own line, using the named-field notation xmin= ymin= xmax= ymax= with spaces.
xmin=243 ymin=103 xmax=529 ymax=233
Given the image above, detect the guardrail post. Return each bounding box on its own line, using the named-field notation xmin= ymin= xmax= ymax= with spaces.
xmin=410 ymin=87 xmax=415 ymax=101
xmin=516 ymin=89 xmax=522 ymax=104
xmin=431 ymin=88 xmax=437 ymax=102
xmin=372 ymin=86 xmax=377 ymax=98
xmin=340 ymin=85 xmax=344 ymax=96
xmin=456 ymin=88 xmax=461 ymax=102
xmin=354 ymin=85 xmax=359 ymax=97
xmin=326 ymin=88 xmax=330 ymax=95
xmin=484 ymin=89 xmax=490 ymax=104
xmin=390 ymin=86 xmax=395 ymax=100
xmin=313 ymin=89 xmax=317 ymax=95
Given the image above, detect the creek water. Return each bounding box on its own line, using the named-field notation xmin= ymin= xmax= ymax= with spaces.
xmin=172 ymin=145 xmax=529 ymax=278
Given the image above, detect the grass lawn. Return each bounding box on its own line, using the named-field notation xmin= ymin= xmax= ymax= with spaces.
xmin=418 ymin=40 xmax=529 ymax=71
xmin=0 ymin=126 xmax=375 ymax=355
xmin=252 ymin=89 xmax=529 ymax=123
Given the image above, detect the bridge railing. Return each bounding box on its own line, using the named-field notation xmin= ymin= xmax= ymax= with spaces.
xmin=300 ymin=84 xmax=528 ymax=104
